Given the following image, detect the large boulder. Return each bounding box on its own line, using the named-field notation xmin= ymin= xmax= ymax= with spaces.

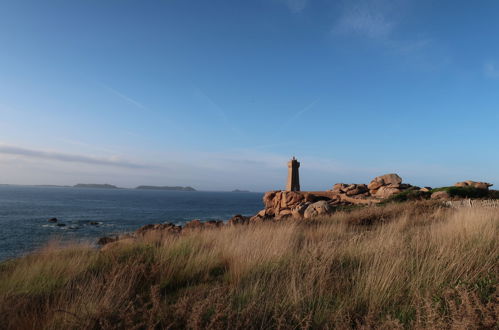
xmin=304 ymin=200 xmax=332 ymax=219
xmin=370 ymin=173 xmax=402 ymax=187
xmin=367 ymin=173 xmax=409 ymax=199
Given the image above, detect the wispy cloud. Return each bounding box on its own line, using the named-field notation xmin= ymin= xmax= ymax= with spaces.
xmin=0 ymin=144 xmax=148 ymax=169
xmin=484 ymin=61 xmax=499 ymax=78
xmin=332 ymin=0 xmax=442 ymax=66
xmin=277 ymin=0 xmax=308 ymax=13
xmin=333 ymin=0 xmax=398 ymax=39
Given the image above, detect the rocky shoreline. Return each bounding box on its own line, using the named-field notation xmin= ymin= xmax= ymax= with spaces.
xmin=97 ymin=173 xmax=496 ymax=250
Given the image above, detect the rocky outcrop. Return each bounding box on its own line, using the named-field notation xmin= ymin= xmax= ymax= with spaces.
xmin=260 ymin=191 xmax=318 ymax=220
xmin=368 ymin=173 xmax=406 ymax=198
xmin=454 ymin=181 xmax=493 ymax=190
xmin=253 ymin=173 xmax=420 ymax=221
xmin=332 ymin=173 xmax=415 ymax=201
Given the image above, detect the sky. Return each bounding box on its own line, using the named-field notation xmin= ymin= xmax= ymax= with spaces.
xmin=1 ymin=0 xmax=499 ymax=191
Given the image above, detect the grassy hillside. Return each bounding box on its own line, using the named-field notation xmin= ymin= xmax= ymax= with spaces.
xmin=0 ymin=202 xmax=497 ymax=329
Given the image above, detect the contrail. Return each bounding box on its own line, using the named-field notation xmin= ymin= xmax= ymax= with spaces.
xmin=99 ymin=83 xmax=147 ymax=110
xmin=194 ymin=86 xmax=244 ymax=136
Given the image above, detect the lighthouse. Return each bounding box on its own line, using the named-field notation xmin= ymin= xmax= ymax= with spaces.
xmin=286 ymin=157 xmax=300 ymax=191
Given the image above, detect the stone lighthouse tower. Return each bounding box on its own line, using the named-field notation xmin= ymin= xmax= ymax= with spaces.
xmin=286 ymin=157 xmax=300 ymax=191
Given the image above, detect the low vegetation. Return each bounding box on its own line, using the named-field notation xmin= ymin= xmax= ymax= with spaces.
xmin=0 ymin=202 xmax=497 ymax=329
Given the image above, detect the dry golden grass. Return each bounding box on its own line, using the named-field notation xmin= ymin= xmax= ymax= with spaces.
xmin=0 ymin=201 xmax=497 ymax=329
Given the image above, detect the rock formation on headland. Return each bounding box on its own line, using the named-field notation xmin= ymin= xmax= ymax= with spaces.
xmin=247 ymin=172 xmax=496 ymax=222
xmin=249 ymin=173 xmax=419 ymax=222
xmin=97 ymin=172 xmax=496 ymax=249
xmin=97 ymin=157 xmax=495 ymax=248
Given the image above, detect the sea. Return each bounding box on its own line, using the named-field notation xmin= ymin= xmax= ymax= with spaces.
xmin=0 ymin=185 xmax=263 ymax=261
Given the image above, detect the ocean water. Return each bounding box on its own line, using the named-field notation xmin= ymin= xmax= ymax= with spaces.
xmin=0 ymin=186 xmax=263 ymax=261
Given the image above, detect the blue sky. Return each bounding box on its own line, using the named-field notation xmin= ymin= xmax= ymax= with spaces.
xmin=1 ymin=0 xmax=499 ymax=191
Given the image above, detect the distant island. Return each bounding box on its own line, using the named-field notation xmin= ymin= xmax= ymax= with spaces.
xmin=136 ymin=186 xmax=196 ymax=191
xmin=232 ymin=189 xmax=250 ymax=193
xmin=73 ymin=184 xmax=119 ymax=189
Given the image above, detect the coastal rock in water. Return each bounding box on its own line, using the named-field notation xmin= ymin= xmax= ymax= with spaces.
xmin=304 ymin=200 xmax=332 ymax=219
xmin=48 ymin=217 xmax=58 ymax=223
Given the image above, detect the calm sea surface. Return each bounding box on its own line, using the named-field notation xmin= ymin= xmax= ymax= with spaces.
xmin=0 ymin=186 xmax=263 ymax=261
